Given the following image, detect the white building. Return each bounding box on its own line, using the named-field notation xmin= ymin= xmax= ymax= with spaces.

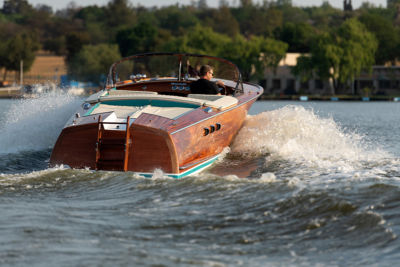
xmin=261 ymin=53 xmax=400 ymax=96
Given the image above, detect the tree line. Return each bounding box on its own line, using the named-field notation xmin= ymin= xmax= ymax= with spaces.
xmin=1 ymin=0 xmax=400 ymax=92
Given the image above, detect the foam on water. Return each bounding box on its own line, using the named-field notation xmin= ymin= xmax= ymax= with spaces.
xmin=231 ymin=105 xmax=391 ymax=173
xmin=0 ymin=91 xmax=82 ymax=154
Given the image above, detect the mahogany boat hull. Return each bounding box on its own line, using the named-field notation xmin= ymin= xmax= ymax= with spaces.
xmin=50 ymin=97 xmax=257 ymax=178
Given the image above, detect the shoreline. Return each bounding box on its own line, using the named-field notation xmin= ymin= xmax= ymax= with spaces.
xmin=260 ymin=95 xmax=400 ymax=102
xmin=1 ymin=90 xmax=399 ymax=102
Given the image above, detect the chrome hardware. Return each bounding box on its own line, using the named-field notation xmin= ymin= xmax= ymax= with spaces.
xmin=82 ymin=103 xmax=91 ymax=110
xmin=130 ymin=74 xmax=147 ymax=80
xmin=204 ymin=107 xmax=212 ymax=113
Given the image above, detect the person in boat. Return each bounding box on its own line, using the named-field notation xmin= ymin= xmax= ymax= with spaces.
xmin=190 ymin=65 xmax=224 ymax=95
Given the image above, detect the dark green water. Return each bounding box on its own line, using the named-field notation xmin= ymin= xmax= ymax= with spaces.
xmin=1 ymin=95 xmax=400 ymax=266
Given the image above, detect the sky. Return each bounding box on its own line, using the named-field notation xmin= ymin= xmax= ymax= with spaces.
xmin=0 ymin=0 xmax=387 ymax=10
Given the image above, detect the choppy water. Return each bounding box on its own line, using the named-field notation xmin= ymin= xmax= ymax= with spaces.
xmin=1 ymin=93 xmax=400 ymax=266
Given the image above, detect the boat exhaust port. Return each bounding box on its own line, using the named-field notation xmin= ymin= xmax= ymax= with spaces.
xmin=203 ymin=123 xmax=222 ymax=136
xmin=210 ymin=125 xmax=215 ymax=133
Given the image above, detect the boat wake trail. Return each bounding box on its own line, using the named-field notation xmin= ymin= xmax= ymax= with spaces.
xmin=223 ymin=105 xmax=397 ymax=179
xmin=0 ymin=92 xmax=82 ymax=155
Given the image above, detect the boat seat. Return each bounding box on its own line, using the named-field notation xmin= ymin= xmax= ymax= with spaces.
xmin=132 ymin=105 xmax=193 ymax=119
xmin=188 ymin=94 xmax=238 ymax=110
xmin=187 ymin=94 xmax=222 ymax=101
xmin=85 ymin=90 xmax=158 ymax=104
xmin=90 ymin=104 xmax=144 ymax=118
xmin=90 ymin=91 xmax=238 ymax=111
xmin=88 ymin=103 xmax=193 ymax=120
xmin=108 ymin=90 xmax=158 ymax=96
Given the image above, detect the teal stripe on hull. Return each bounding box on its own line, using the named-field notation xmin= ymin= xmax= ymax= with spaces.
xmin=85 ymin=103 xmax=100 ymax=116
xmin=136 ymin=154 xmax=220 ymax=179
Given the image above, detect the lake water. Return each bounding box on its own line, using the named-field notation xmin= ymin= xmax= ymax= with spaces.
xmin=0 ymin=93 xmax=400 ymax=266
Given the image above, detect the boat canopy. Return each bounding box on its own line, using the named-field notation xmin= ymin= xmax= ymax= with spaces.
xmin=105 ymin=53 xmax=243 ymax=93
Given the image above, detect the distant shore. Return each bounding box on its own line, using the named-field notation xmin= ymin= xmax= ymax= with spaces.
xmin=1 ymin=89 xmax=399 ymax=102
xmin=260 ymin=95 xmax=400 ymax=102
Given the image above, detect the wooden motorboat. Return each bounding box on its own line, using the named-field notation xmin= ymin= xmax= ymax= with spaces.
xmin=50 ymin=53 xmax=263 ymax=178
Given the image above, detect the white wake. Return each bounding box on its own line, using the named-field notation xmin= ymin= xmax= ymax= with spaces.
xmin=0 ymin=92 xmax=82 ymax=154
xmin=231 ymin=105 xmax=390 ymax=172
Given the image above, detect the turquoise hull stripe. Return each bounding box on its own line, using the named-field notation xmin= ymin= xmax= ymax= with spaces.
xmin=85 ymin=103 xmax=100 ymax=116
xmin=135 ymin=154 xmax=220 ymax=179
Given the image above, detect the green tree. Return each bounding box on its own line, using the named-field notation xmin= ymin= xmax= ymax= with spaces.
xmin=1 ymin=32 xmax=40 ymax=81
xmin=65 ymin=32 xmax=90 ymax=62
xmin=305 ymin=2 xmax=343 ymax=32
xmin=154 ymin=5 xmax=199 ymax=34
xmin=293 ymin=19 xmax=378 ymax=94
xmin=163 ymin=25 xmax=288 ymax=81
xmin=2 ymin=0 xmax=33 ymax=15
xmin=68 ymin=43 xmax=121 ymax=83
xmin=279 ymin=22 xmax=314 ymax=52
xmin=116 ymin=21 xmax=158 ymax=57
xmin=219 ymin=35 xmax=288 ymax=80
xmin=388 ymin=0 xmax=400 ymax=9
xmin=203 ymin=6 xmax=240 ymax=36
xmin=232 ymin=5 xmax=282 ymax=37
xmin=161 ymin=25 xmax=230 ymax=55
xmin=275 ymin=2 xmax=308 ymax=25
xmin=359 ymin=13 xmax=400 ymax=64
xmin=75 ymin=6 xmax=108 ymax=44
xmin=105 ymin=0 xmax=135 ymax=28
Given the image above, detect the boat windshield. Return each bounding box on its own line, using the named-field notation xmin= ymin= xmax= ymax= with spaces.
xmin=106 ymin=53 xmax=242 ymax=90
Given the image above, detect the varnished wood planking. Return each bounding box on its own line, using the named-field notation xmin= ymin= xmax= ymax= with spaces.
xmin=133 ymin=113 xmax=174 ymax=130
xmin=171 ymin=100 xmax=254 ymax=170
xmin=98 ymin=130 xmax=126 ymax=162
xmin=127 ymin=124 xmax=179 ymax=173
xmin=50 ymin=123 xmax=99 ymax=169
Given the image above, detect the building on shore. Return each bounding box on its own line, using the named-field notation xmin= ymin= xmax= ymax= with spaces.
xmin=260 ymin=53 xmax=400 ymax=97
